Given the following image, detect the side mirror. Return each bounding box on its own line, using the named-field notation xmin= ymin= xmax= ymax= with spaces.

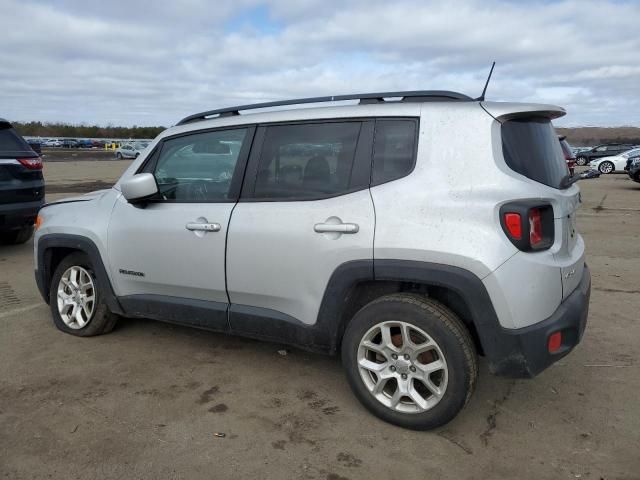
xmin=121 ymin=173 xmax=158 ymax=203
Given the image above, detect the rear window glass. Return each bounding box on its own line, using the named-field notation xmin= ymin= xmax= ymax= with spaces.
xmin=0 ymin=124 xmax=34 ymax=158
xmin=501 ymin=118 xmax=570 ymax=189
xmin=253 ymin=122 xmax=362 ymax=200
xmin=372 ymin=119 xmax=417 ymax=185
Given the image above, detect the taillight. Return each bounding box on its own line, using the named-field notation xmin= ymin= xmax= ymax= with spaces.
xmin=18 ymin=157 xmax=43 ymax=170
xmin=500 ymin=202 xmax=554 ymax=251
xmin=504 ymin=213 xmax=522 ymax=240
xmin=529 ymin=208 xmax=543 ymax=246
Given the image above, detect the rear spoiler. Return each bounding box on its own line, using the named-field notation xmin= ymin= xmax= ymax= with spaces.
xmin=481 ymin=101 xmax=566 ymax=123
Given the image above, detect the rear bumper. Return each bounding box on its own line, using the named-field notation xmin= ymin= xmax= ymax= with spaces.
xmin=0 ymin=200 xmax=43 ymax=231
xmin=487 ymin=264 xmax=591 ymax=378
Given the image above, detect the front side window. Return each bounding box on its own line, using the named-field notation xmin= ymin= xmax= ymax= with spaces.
xmin=152 ymin=128 xmax=248 ymax=202
xmin=253 ymin=122 xmax=361 ymax=200
xmin=372 ymin=119 xmax=418 ymax=185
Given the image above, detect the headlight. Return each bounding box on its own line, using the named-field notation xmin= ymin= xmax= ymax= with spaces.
xmin=632 ymin=158 xmax=640 ymax=166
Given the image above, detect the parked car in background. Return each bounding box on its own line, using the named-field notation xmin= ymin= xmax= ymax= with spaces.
xmin=77 ymin=139 xmax=93 ymax=149
xmin=575 ymin=143 xmax=636 ymax=166
xmin=558 ymin=136 xmax=576 ymax=175
xmin=61 ymin=139 xmax=79 ymax=148
xmin=590 ymin=147 xmax=640 ymax=174
xmin=115 ymin=142 xmax=149 ymax=159
xmin=0 ymin=118 xmax=44 ymax=244
xmin=625 ymin=154 xmax=640 ymax=183
xmin=572 ymin=146 xmax=592 ymax=155
xmin=43 ymin=139 xmax=62 ymax=147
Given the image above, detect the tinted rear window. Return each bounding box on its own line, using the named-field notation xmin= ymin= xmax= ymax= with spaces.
xmin=0 ymin=123 xmax=35 ymax=158
xmin=502 ymin=117 xmax=569 ymax=189
xmin=372 ymin=119 xmax=418 ymax=185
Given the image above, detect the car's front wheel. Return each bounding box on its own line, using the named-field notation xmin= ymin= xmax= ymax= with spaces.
xmin=576 ymin=156 xmax=588 ymax=166
xmin=116 ymin=152 xmax=122 ymax=159
xmin=598 ymin=161 xmax=614 ymax=174
xmin=341 ymin=293 xmax=478 ymax=430
xmin=49 ymin=252 xmax=118 ymax=336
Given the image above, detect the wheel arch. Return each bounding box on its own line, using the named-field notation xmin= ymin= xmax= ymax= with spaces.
xmin=36 ymin=234 xmax=123 ymax=315
xmin=318 ymin=260 xmax=502 ymax=358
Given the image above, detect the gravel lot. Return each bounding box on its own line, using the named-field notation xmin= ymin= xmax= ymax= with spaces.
xmin=1 ymin=161 xmax=639 ymax=479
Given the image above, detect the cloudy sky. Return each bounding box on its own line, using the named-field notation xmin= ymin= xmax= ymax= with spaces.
xmin=1 ymin=0 xmax=639 ymax=127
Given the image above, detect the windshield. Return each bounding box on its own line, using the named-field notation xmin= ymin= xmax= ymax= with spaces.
xmin=501 ymin=117 xmax=570 ymax=190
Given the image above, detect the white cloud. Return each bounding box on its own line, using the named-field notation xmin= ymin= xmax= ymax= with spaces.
xmin=0 ymin=0 xmax=638 ymax=126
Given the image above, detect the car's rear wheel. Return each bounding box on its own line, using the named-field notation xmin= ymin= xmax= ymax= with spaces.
xmin=49 ymin=252 xmax=118 ymax=336
xmin=576 ymin=156 xmax=588 ymax=166
xmin=0 ymin=226 xmax=34 ymax=245
xmin=598 ymin=161 xmax=614 ymax=174
xmin=341 ymin=293 xmax=478 ymax=430
xmin=116 ymin=152 xmax=122 ymax=159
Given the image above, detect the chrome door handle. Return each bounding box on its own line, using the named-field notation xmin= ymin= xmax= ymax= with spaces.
xmin=185 ymin=222 xmax=221 ymax=232
xmin=314 ymin=223 xmax=359 ymax=234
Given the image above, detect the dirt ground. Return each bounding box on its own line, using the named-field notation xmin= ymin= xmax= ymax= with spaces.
xmin=1 ymin=162 xmax=639 ymax=480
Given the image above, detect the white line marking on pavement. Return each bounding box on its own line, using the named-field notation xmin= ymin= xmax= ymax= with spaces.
xmin=0 ymin=303 xmax=46 ymax=319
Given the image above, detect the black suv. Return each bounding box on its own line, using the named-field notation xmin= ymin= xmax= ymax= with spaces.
xmin=0 ymin=119 xmax=44 ymax=244
xmin=575 ymin=143 xmax=636 ymax=166
xmin=626 ymin=154 xmax=640 ymax=183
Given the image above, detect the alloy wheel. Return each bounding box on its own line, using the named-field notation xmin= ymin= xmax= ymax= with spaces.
xmin=57 ymin=266 xmax=96 ymax=329
xmin=599 ymin=162 xmax=614 ymax=174
xmin=357 ymin=321 xmax=448 ymax=414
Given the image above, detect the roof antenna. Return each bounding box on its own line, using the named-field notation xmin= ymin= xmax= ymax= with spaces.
xmin=476 ymin=61 xmax=496 ymax=101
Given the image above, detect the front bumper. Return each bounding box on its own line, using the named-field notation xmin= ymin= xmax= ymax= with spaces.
xmin=488 ymin=265 xmax=591 ymax=378
xmin=0 ymin=200 xmax=43 ymax=231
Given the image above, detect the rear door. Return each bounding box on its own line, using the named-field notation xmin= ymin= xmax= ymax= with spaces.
xmin=107 ymin=126 xmax=254 ymax=329
xmin=226 ymin=120 xmax=375 ymax=334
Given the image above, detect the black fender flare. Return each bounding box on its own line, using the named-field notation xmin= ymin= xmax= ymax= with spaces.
xmin=35 ymin=233 xmax=124 ymax=315
xmin=316 ymin=260 xmax=506 ymax=370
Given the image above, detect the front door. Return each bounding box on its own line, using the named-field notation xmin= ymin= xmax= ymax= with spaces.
xmin=107 ymin=126 xmax=254 ymax=329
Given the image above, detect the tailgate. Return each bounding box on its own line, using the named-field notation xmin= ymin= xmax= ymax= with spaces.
xmin=556 ymin=188 xmax=585 ymax=300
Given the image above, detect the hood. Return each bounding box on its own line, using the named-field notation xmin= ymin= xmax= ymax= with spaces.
xmin=42 ymin=188 xmax=112 ymax=208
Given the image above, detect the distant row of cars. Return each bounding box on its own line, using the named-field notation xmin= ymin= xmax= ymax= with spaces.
xmin=36 ymin=138 xmax=105 ymax=148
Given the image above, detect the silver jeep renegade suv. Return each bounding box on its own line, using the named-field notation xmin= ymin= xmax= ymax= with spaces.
xmin=34 ymin=91 xmax=591 ymax=430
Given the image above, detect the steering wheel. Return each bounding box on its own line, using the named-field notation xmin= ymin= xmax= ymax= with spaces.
xmin=187 ymin=180 xmax=210 ymax=201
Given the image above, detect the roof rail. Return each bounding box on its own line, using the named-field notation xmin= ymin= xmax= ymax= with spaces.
xmin=176 ymin=90 xmax=473 ymax=125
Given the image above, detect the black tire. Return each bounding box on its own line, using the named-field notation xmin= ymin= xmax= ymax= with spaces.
xmin=576 ymin=156 xmax=588 ymax=166
xmin=135 ymin=152 xmax=140 ymax=158
xmin=342 ymin=293 xmax=478 ymax=430
xmin=598 ymin=161 xmax=614 ymax=174
xmin=0 ymin=226 xmax=34 ymax=244
xmin=116 ymin=152 xmax=122 ymax=159
xmin=49 ymin=252 xmax=118 ymax=337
